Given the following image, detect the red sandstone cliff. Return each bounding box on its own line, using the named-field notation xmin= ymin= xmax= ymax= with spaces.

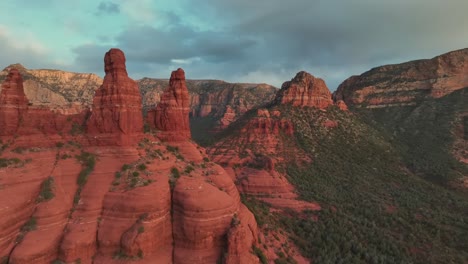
xmin=334 ymin=48 xmax=468 ymax=108
xmin=0 ymin=68 xmax=88 ymax=144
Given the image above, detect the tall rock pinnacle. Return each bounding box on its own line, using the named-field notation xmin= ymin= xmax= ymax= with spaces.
xmin=275 ymin=71 xmax=334 ymax=109
xmin=147 ymin=68 xmax=191 ymax=141
xmin=86 ymin=48 xmax=143 ymax=137
xmin=0 ymin=68 xmax=29 ymax=136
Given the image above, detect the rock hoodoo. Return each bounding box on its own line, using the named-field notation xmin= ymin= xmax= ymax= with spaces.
xmin=275 ymin=71 xmax=334 ymax=109
xmin=147 ymin=68 xmax=191 ymax=141
xmin=86 ymin=48 xmax=144 ymax=141
xmin=0 ymin=68 xmax=29 ymax=136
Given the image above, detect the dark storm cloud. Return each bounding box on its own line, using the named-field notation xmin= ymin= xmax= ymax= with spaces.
xmin=96 ymin=1 xmax=120 ymax=15
xmin=73 ymin=0 xmax=468 ymax=89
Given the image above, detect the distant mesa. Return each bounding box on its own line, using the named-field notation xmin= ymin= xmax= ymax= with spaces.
xmin=334 ymin=48 xmax=468 ymax=108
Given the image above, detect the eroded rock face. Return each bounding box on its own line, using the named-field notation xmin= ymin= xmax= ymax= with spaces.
xmin=147 ymin=68 xmax=191 ymax=142
xmin=86 ymin=48 xmax=144 ymax=139
xmin=0 ymin=68 xmax=29 ymax=136
xmin=275 ymin=71 xmax=334 ymax=109
xmin=0 ymin=69 xmax=87 ymax=141
xmin=334 ymin=48 xmax=468 ymax=108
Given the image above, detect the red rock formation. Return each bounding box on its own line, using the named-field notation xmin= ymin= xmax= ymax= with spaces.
xmin=336 ymin=100 xmax=348 ymax=111
xmin=1 ymin=50 xmax=262 ymax=264
xmin=86 ymin=48 xmax=143 ymax=144
xmin=275 ymin=71 xmax=333 ymax=108
xmin=147 ymin=68 xmax=191 ymax=142
xmin=334 ymin=48 xmax=468 ymax=108
xmin=208 ymin=108 xmax=319 ymax=214
xmin=219 ymin=105 xmax=236 ymax=129
xmin=0 ymin=68 xmax=29 ymax=136
xmin=0 ymin=69 xmax=88 ymax=144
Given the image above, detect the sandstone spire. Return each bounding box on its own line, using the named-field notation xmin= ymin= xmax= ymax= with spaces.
xmin=0 ymin=68 xmax=29 ymax=136
xmin=87 ymin=48 xmax=143 ymax=136
xmin=147 ymin=68 xmax=191 ymax=141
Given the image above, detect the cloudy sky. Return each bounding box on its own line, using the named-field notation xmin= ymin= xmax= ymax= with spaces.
xmin=0 ymin=0 xmax=467 ymax=89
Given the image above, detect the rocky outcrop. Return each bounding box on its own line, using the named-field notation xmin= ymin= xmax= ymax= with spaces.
xmin=0 ymin=64 xmax=101 ymax=107
xmin=0 ymin=68 xmax=87 ymax=142
xmin=275 ymin=71 xmax=334 ymax=108
xmin=147 ymin=68 xmax=191 ymax=142
xmin=334 ymin=48 xmax=468 ymax=108
xmin=0 ymin=68 xmax=29 ymax=136
xmin=86 ymin=48 xmax=144 ymax=145
xmin=336 ymin=100 xmax=348 ymax=111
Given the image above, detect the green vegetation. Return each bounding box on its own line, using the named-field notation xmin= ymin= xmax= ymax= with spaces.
xmin=56 ymin=142 xmax=64 ymax=148
xmin=138 ymin=226 xmax=145 ymax=234
xmin=21 ymin=217 xmax=37 ymax=232
xmin=122 ymin=164 xmax=131 ymax=171
xmin=169 ymin=167 xmax=181 ymax=190
xmin=137 ymin=163 xmax=147 ymax=171
xmin=37 ymin=176 xmax=54 ymax=202
xmin=0 ymin=157 xmax=22 ymax=168
xmin=166 ymin=145 xmax=184 ymax=160
xmin=0 ymin=140 xmax=8 ymax=155
xmin=76 ymin=152 xmax=96 ymax=186
xmin=15 ymin=216 xmax=38 ymax=243
xmin=226 ymin=104 xmax=468 ymax=264
xmin=73 ymin=152 xmax=96 ymax=205
xmin=12 ymin=147 xmax=26 ymax=154
xmin=252 ymin=245 xmax=268 ymax=264
xmin=190 ymin=116 xmax=219 ymax=146
xmin=184 ymin=165 xmax=195 ymax=174
xmin=171 ymin=167 xmax=180 ymax=178
xmin=356 ymin=87 xmax=468 ymax=184
xmin=166 ymin=145 xmax=179 ymax=153
xmin=277 ymin=106 xmax=468 ymax=263
xmin=70 ymin=122 xmax=84 ymax=135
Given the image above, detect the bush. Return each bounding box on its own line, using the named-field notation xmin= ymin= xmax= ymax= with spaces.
xmin=138 ymin=226 xmax=145 ymax=233
xmin=122 ymin=164 xmax=131 ymax=171
xmin=166 ymin=145 xmax=179 ymax=152
xmin=21 ymin=217 xmax=37 ymax=232
xmin=70 ymin=122 xmax=84 ymax=135
xmin=252 ymin=246 xmax=268 ymax=264
xmin=137 ymin=164 xmax=147 ymax=171
xmin=184 ymin=165 xmax=195 ymax=174
xmin=171 ymin=167 xmax=180 ymax=178
xmin=37 ymin=177 xmax=54 ymax=202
